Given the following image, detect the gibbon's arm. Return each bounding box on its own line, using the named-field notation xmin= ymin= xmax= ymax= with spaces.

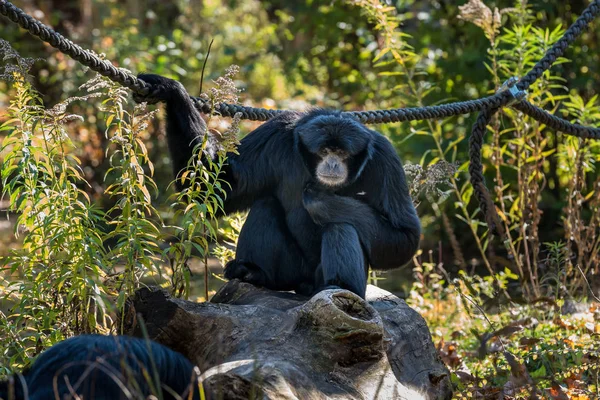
xmin=221 ymin=112 xmax=300 ymax=213
xmin=137 ymin=74 xmax=206 ymax=186
xmin=138 ymin=74 xmax=300 ymax=214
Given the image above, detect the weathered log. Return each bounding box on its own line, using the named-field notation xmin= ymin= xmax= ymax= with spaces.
xmin=123 ymin=280 xmax=452 ymax=400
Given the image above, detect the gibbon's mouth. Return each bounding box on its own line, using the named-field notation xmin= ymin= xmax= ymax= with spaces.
xmin=317 ymin=174 xmax=346 ymax=186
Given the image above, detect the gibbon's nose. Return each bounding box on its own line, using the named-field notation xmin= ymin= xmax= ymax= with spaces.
xmin=325 ymin=159 xmax=341 ymax=175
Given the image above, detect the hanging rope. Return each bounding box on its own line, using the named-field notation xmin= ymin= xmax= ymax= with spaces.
xmin=1 ymin=0 xmax=600 ymax=235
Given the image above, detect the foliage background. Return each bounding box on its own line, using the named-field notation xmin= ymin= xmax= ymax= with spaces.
xmin=2 ymin=0 xmax=600 ymax=397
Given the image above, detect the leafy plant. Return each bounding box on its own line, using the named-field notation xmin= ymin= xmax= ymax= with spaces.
xmin=213 ymin=213 xmax=246 ymax=269
xmin=163 ymin=65 xmax=242 ymax=301
xmin=83 ymin=75 xmax=164 ymax=312
xmin=0 ymin=43 xmax=110 ymax=372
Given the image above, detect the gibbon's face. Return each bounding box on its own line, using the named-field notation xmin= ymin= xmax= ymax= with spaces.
xmin=314 ymin=147 xmax=349 ymax=187
xmin=297 ymin=115 xmax=373 ymax=189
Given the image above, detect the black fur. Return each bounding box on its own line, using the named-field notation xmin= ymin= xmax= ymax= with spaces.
xmin=138 ymin=74 xmax=421 ymax=298
xmin=0 ymin=335 xmax=199 ymax=400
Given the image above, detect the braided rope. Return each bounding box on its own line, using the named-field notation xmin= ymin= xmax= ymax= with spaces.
xmin=513 ymin=101 xmax=600 ymax=139
xmin=464 ymin=0 xmax=600 ymax=235
xmin=468 ymin=108 xmax=505 ymax=237
xmin=517 ymin=1 xmax=600 ymax=91
xmin=2 ymin=0 xmax=600 ymax=233
xmin=0 ymin=0 xmax=152 ymax=95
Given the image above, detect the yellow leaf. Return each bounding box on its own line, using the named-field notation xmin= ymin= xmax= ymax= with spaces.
xmin=140 ymin=185 xmax=151 ymax=203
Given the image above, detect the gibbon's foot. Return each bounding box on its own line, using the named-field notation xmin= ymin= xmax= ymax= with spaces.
xmin=311 ymin=284 xmax=343 ymax=297
xmin=295 ymin=282 xmax=317 ymax=297
xmin=224 ymin=260 xmax=268 ymax=287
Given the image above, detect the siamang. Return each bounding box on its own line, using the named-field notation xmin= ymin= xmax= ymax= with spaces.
xmin=0 ymin=335 xmax=199 ymax=400
xmin=138 ymin=74 xmax=420 ymax=298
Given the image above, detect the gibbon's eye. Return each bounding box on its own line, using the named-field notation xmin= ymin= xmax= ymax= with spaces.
xmin=334 ymin=149 xmax=349 ymax=160
xmin=318 ymin=148 xmax=330 ymax=157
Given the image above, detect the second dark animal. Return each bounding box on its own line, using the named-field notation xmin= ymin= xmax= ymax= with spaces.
xmin=138 ymin=74 xmax=421 ymax=298
xmin=0 ymin=335 xmax=199 ymax=400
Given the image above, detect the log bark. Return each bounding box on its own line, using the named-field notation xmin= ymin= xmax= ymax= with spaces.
xmin=123 ymin=280 xmax=452 ymax=400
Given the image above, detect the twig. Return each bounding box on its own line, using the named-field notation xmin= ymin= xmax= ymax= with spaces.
xmin=577 ymin=265 xmax=600 ymax=302
xmin=198 ymin=38 xmax=214 ymax=96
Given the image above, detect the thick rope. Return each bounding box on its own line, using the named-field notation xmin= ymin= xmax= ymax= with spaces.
xmin=1 ymin=0 xmax=600 ymax=233
xmin=513 ymin=101 xmax=600 ymax=139
xmin=468 ymin=108 xmax=504 ymax=236
xmin=466 ymin=0 xmax=600 ymax=237
xmin=517 ymin=1 xmax=600 ymax=91
xmin=0 ymin=0 xmax=151 ymax=95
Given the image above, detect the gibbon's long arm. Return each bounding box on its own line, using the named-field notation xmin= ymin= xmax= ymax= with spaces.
xmin=137 ymin=74 xmax=298 ymax=213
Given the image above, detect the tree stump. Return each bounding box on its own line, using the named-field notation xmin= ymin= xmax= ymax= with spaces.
xmin=123 ymin=280 xmax=452 ymax=400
